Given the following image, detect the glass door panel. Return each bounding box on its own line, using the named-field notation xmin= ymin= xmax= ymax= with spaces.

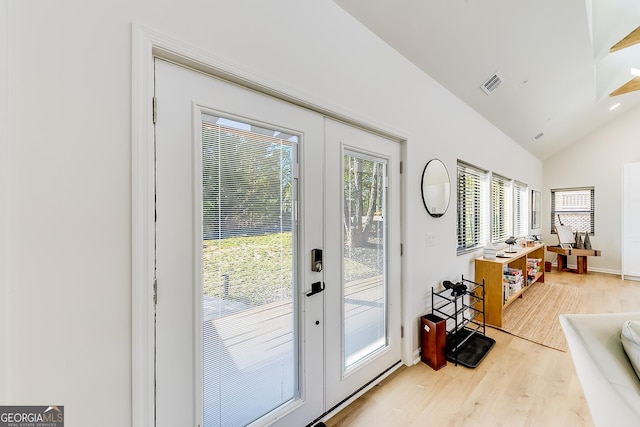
xmin=201 ymin=115 xmax=298 ymax=426
xmin=324 ymin=118 xmax=400 ymax=410
xmin=343 ymin=152 xmax=388 ymax=371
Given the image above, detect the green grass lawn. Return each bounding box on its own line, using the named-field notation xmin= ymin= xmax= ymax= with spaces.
xmin=203 ymin=232 xmax=376 ymax=306
xmin=203 ymin=232 xmax=295 ymax=306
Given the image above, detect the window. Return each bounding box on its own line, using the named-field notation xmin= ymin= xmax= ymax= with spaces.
xmin=551 ymin=187 xmax=595 ymax=234
xmin=491 ymin=174 xmax=512 ymax=243
xmin=457 ymin=160 xmax=530 ymax=254
xmin=457 ymin=162 xmax=489 ymax=253
xmin=513 ymin=181 xmax=528 ymax=237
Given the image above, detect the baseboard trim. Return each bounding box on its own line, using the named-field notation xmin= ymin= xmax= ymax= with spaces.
xmin=413 ymin=349 xmax=421 ymax=365
xmin=313 ymin=360 xmax=403 ymax=425
xmin=551 ymin=262 xmax=620 ymax=276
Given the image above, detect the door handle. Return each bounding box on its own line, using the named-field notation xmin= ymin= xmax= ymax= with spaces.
xmin=306 ymin=281 xmax=325 ymax=297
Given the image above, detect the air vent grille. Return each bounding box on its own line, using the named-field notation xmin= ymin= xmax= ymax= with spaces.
xmin=481 ymin=72 xmax=503 ymax=94
xmin=533 ymin=132 xmax=544 ymax=141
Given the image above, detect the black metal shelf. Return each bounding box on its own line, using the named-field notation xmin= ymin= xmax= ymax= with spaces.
xmin=431 ymin=276 xmax=494 ymax=367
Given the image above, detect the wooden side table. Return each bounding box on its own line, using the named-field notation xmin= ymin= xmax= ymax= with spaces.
xmin=546 ymin=246 xmax=601 ymax=274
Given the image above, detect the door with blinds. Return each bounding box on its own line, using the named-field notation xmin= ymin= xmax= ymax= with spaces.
xmin=154 ymin=59 xmax=324 ymax=427
xmin=324 ymin=119 xmax=402 ymax=408
xmin=154 ymin=59 xmax=402 ymax=427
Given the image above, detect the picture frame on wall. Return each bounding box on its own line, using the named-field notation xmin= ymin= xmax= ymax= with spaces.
xmin=531 ymin=190 xmax=541 ymax=229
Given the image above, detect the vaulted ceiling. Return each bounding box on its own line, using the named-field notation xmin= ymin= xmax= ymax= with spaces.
xmin=333 ymin=0 xmax=640 ymax=160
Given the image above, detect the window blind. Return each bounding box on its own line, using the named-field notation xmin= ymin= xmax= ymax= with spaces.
xmin=201 ymin=115 xmax=298 ymax=426
xmin=491 ymin=173 xmax=512 ymax=243
xmin=551 ymin=187 xmax=595 ymax=234
xmin=513 ymin=181 xmax=528 ymax=238
xmin=457 ymin=162 xmax=488 ymax=252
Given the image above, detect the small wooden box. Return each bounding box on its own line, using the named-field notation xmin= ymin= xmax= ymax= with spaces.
xmin=421 ymin=314 xmax=447 ymax=370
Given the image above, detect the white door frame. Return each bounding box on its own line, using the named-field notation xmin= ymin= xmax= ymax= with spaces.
xmin=0 ymin=0 xmax=10 ymax=402
xmin=131 ymin=23 xmax=409 ymax=427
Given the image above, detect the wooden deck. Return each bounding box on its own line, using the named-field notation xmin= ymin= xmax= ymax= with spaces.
xmin=202 ymin=275 xmax=387 ymax=424
xmin=344 ymin=274 xmax=385 ymax=320
xmin=209 ymin=299 xmax=293 ymax=371
xmin=206 ymin=274 xmax=385 ymax=371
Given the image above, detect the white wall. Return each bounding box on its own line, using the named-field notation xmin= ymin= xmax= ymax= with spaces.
xmin=403 ymin=99 xmax=542 ymax=356
xmin=543 ymin=105 xmax=640 ymax=273
xmin=3 ymin=0 xmax=542 ymax=425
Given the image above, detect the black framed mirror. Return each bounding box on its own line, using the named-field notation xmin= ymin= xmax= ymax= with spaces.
xmin=421 ymin=159 xmax=451 ymax=217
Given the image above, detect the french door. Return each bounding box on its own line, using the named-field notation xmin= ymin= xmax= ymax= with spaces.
xmin=154 ymin=59 xmax=400 ymax=427
xmin=324 ymin=119 xmax=402 ymax=408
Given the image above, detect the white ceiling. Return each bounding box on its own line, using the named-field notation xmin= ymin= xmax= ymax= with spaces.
xmin=333 ymin=0 xmax=640 ymax=160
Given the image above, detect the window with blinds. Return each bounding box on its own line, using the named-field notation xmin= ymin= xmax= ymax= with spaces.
xmin=457 ymin=162 xmax=489 ymax=253
xmin=513 ymin=181 xmax=528 ymax=238
xmin=491 ymin=174 xmax=513 ymax=243
xmin=457 ymin=160 xmax=531 ymax=254
xmin=551 ymin=187 xmax=595 ymax=234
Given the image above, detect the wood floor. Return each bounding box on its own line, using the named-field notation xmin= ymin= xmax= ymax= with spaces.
xmin=325 ymin=270 xmax=640 ymax=427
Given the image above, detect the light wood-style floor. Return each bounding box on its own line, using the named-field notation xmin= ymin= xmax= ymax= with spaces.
xmin=325 ymin=270 xmax=640 ymax=427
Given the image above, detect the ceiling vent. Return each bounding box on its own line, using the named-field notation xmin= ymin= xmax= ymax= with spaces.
xmin=481 ymin=72 xmax=503 ymax=95
xmin=533 ymin=132 xmax=544 ymax=141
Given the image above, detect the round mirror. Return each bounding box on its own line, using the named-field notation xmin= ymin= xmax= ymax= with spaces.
xmin=421 ymin=159 xmax=451 ymax=217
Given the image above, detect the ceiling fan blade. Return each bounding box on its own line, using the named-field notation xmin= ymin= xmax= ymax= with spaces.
xmin=609 ymin=76 xmax=640 ymax=97
xmin=610 ymin=26 xmax=640 ymax=53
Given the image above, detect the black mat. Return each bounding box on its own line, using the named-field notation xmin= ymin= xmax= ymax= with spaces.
xmin=445 ymin=328 xmax=495 ymax=368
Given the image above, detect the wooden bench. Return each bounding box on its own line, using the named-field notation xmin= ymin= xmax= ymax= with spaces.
xmin=547 ymin=245 xmax=601 ymax=274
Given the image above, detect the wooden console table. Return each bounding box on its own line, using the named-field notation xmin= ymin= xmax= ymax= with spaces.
xmin=474 ymin=244 xmax=545 ymax=328
xmin=546 ymin=246 xmax=601 ymax=274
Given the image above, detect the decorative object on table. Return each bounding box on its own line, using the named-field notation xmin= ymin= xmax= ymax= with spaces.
xmin=483 ymin=242 xmax=497 ymax=260
xmin=556 ymin=225 xmax=575 ymax=249
xmin=574 ymin=231 xmax=584 ymax=249
xmin=505 ymin=236 xmax=518 ymax=253
xmin=583 ymin=232 xmax=592 ymax=250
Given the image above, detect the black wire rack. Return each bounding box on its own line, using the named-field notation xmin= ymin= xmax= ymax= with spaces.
xmin=431 ymin=276 xmax=489 ymax=367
